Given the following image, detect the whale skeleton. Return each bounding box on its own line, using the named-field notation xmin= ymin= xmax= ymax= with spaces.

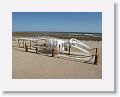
xmin=17 ymin=37 xmax=95 ymax=63
xmin=65 ymin=38 xmax=90 ymax=54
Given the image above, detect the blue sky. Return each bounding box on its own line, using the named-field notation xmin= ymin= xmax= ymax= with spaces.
xmin=12 ymin=12 xmax=102 ymax=33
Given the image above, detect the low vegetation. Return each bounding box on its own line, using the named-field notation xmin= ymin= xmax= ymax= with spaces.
xmin=12 ymin=32 xmax=102 ymax=41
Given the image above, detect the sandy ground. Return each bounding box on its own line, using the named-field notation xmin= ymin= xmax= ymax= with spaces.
xmin=12 ymin=40 xmax=102 ymax=79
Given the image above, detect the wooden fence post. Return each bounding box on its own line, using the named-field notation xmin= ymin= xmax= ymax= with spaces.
xmin=36 ymin=47 xmax=38 ymax=54
xmin=68 ymin=45 xmax=71 ymax=55
xmin=94 ymin=48 xmax=98 ymax=65
xmin=51 ymin=48 xmax=55 ymax=57
xmin=25 ymin=43 xmax=28 ymax=52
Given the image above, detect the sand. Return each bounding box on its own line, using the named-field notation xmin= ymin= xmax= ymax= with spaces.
xmin=12 ymin=40 xmax=102 ymax=79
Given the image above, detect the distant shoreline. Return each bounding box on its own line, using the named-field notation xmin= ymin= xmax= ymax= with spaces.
xmin=12 ymin=32 xmax=102 ymax=41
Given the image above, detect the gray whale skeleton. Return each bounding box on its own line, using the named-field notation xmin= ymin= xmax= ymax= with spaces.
xmin=17 ymin=37 xmax=98 ymax=64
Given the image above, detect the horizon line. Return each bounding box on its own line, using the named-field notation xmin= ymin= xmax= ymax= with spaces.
xmin=12 ymin=31 xmax=102 ymax=33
